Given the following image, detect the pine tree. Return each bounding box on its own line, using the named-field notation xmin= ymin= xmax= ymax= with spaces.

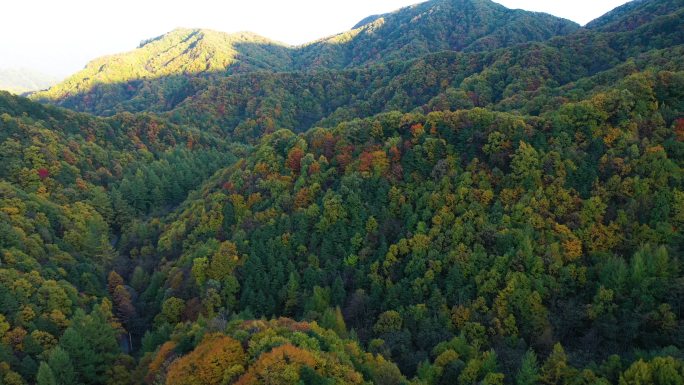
xmin=107 ymin=271 xmax=124 ymax=295
xmin=331 ymin=275 xmax=346 ymax=307
xmin=516 ymin=350 xmax=540 ymax=385
xmin=36 ymin=362 xmax=56 ymax=385
xmin=541 ymin=343 xmax=571 ymax=385
xmin=47 ymin=347 xmax=75 ymax=385
xmin=284 ymin=272 xmax=300 ymax=315
xmin=59 ymin=305 xmax=120 ymax=385
xmin=320 ymin=306 xmax=347 ymax=338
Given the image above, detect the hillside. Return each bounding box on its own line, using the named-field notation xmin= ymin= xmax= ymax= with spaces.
xmin=0 ymin=90 xmax=239 ymax=384
xmin=1 ymin=0 xmax=684 ymax=384
xmin=295 ymin=0 xmax=579 ymax=69
xmin=0 ymin=68 xmax=58 ymax=94
xmin=162 ymin=0 xmax=683 ymax=140
xmin=586 ymin=0 xmax=683 ymax=31
xmin=34 ymin=0 xmax=579 ymax=116
xmin=33 ymin=0 xmax=684 ymax=137
xmin=33 ymin=28 xmax=292 ymax=114
xmin=134 ymin=67 xmax=684 ymax=379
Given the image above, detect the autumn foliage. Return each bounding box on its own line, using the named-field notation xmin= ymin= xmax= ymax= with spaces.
xmin=166 ymin=334 xmax=246 ymax=385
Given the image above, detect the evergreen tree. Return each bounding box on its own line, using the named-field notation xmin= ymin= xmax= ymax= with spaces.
xmin=47 ymin=347 xmax=75 ymax=385
xmin=331 ymin=275 xmax=346 ymax=307
xmin=35 ymin=362 xmax=56 ymax=385
xmin=516 ymin=350 xmax=540 ymax=385
xmin=59 ymin=305 xmax=120 ymax=385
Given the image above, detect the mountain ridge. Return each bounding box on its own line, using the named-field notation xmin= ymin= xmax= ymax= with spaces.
xmin=586 ymin=0 xmax=682 ymax=31
xmin=34 ymin=0 xmax=580 ymax=114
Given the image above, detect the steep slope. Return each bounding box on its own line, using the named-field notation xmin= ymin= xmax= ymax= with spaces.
xmin=295 ymin=0 xmax=579 ymax=69
xmin=0 ymin=90 xmax=235 ymax=227
xmin=128 ymin=68 xmax=684 ymax=381
xmin=586 ymin=0 xmax=683 ymax=31
xmin=0 ymin=91 xmax=237 ymax=384
xmin=35 ymin=0 xmax=683 ymax=131
xmin=0 ymin=68 xmax=58 ymax=94
xmin=35 ymin=0 xmax=579 ymax=116
xmin=33 ymin=28 xmax=292 ymax=115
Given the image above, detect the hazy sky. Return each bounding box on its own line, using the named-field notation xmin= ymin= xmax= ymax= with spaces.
xmin=1 ymin=0 xmax=630 ymax=78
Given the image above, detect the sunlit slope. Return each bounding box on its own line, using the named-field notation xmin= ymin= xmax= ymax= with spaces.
xmin=33 ymin=28 xmax=292 ymax=114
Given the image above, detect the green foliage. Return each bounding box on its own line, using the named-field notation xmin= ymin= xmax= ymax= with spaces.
xmin=0 ymin=1 xmax=683 ymax=384
xmin=58 ymin=303 xmax=121 ymax=385
xmin=143 ymin=66 xmax=684 ymax=381
xmin=35 ymin=362 xmax=56 ymax=385
xmin=0 ymin=88 xmax=232 ymax=384
xmin=46 ymin=347 xmax=75 ymax=385
xmin=516 ymin=350 xmax=539 ymax=385
xmin=34 ymin=2 xmax=580 ymax=117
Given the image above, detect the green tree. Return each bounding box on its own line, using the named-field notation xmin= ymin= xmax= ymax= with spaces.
xmin=36 ymin=362 xmax=56 ymax=385
xmin=58 ymin=304 xmax=120 ymax=385
xmin=541 ymin=343 xmax=571 ymax=385
xmin=284 ymin=272 xmax=300 ymax=315
xmin=374 ymin=310 xmax=403 ymax=334
xmin=319 ymin=307 xmax=347 ymax=338
xmin=159 ymin=297 xmax=185 ymax=324
xmin=47 ymin=347 xmax=75 ymax=385
xmin=516 ymin=350 xmax=540 ymax=385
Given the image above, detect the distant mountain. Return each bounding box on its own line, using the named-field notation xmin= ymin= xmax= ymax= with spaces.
xmin=33 ymin=28 xmax=292 ymax=114
xmin=295 ymin=0 xmax=579 ymax=69
xmin=34 ymin=0 xmax=579 ymax=115
xmin=586 ymin=0 xmax=683 ymax=31
xmin=0 ymin=68 xmax=58 ymax=94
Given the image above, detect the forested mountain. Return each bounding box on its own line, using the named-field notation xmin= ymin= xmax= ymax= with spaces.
xmin=585 ymin=0 xmax=683 ymax=31
xmin=33 ymin=28 xmax=292 ymax=115
xmin=1 ymin=0 xmax=684 ymax=384
xmin=155 ymin=0 xmax=682 ymax=142
xmin=0 ymin=90 xmax=237 ymax=384
xmin=33 ymin=0 xmax=682 ymax=140
xmin=34 ymin=0 xmax=579 ymax=116
xmin=0 ymin=69 xmax=58 ymax=94
xmin=296 ymin=0 xmax=578 ymax=69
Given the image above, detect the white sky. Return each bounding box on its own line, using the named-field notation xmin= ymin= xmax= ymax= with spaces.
xmin=1 ymin=0 xmax=630 ymax=78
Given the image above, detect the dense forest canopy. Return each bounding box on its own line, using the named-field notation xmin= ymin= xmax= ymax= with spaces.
xmin=1 ymin=0 xmax=683 ymax=384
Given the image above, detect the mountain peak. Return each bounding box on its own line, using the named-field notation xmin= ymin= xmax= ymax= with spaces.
xmin=586 ymin=0 xmax=681 ymax=31
xmin=0 ymin=68 xmax=58 ymax=94
xmin=301 ymin=0 xmax=579 ymax=69
xmin=33 ymin=27 xmax=293 ymax=114
xmin=138 ymin=27 xmax=283 ymax=50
